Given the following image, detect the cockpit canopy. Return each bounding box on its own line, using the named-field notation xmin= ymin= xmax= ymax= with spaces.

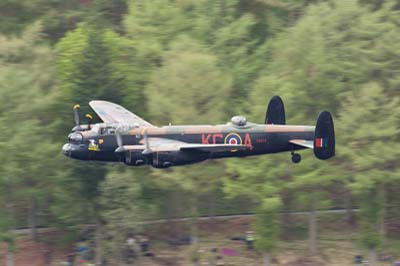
xmin=89 ymin=123 xmax=140 ymax=135
xmin=90 ymin=124 xmax=116 ymax=135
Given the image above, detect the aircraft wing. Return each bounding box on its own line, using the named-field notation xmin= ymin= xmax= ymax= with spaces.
xmin=89 ymin=100 xmax=154 ymax=127
xmin=119 ymin=138 xmax=250 ymax=153
xmin=289 ymin=139 xmax=314 ymax=149
xmin=179 ymin=144 xmax=250 ymax=152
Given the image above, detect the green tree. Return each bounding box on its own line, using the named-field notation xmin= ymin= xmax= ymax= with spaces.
xmin=286 ymin=160 xmax=337 ymax=255
xmin=247 ymin=0 xmax=400 ymax=256
xmin=254 ymin=199 xmax=281 ymax=266
xmin=56 ymin=25 xmax=129 ymax=263
xmin=0 ymin=22 xmax=61 ymax=244
xmin=99 ymin=168 xmax=153 ymax=264
xmin=63 ymin=27 xmax=124 ymax=108
xmin=223 ymin=155 xmax=287 ymax=265
xmin=338 ymin=83 xmax=400 ymax=265
xmin=145 ymin=36 xmax=232 ymax=260
xmin=146 ymin=36 xmax=232 ymax=124
xmin=0 ymin=127 xmax=17 ymax=266
xmin=56 ymin=25 xmax=148 ymax=122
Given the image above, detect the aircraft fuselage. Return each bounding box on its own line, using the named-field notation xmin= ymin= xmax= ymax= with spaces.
xmin=62 ymin=123 xmax=315 ymax=168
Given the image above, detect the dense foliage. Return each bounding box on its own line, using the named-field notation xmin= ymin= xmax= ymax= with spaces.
xmin=0 ymin=0 xmax=399 ymax=265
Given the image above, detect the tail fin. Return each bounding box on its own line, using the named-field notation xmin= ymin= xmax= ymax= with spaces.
xmin=265 ymin=96 xmax=286 ymax=125
xmin=314 ymin=111 xmax=335 ymax=160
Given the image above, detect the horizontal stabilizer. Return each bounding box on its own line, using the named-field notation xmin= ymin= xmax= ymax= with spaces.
xmin=289 ymin=139 xmax=314 ymax=149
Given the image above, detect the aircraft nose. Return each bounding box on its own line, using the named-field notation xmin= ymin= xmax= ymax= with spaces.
xmin=62 ymin=143 xmax=89 ymax=160
xmin=62 ymin=143 xmax=71 ymax=157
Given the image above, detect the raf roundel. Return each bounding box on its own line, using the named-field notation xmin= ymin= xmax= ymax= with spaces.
xmin=224 ymin=133 xmax=243 ymax=145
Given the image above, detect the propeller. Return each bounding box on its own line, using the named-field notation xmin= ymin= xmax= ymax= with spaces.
xmin=85 ymin=114 xmax=93 ymax=130
xmin=114 ymin=124 xmax=128 ymax=153
xmin=115 ymin=131 xmax=125 ymax=153
xmin=142 ymin=129 xmax=153 ymax=155
xmin=72 ymin=104 xmax=82 ymax=131
xmin=73 ymin=104 xmax=80 ymax=126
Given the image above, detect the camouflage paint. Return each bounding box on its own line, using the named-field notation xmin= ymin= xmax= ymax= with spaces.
xmin=64 ymin=122 xmax=315 ymax=167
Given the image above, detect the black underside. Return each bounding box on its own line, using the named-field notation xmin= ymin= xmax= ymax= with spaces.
xmin=70 ymin=130 xmax=313 ymax=167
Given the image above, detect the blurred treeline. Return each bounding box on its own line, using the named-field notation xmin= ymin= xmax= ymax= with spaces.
xmin=0 ymin=0 xmax=399 ymax=264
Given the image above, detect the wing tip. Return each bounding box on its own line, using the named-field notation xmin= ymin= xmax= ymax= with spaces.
xmin=89 ymin=100 xmax=115 ymax=105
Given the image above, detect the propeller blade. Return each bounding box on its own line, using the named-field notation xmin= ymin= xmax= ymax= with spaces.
xmin=115 ymin=146 xmax=125 ymax=153
xmin=142 ymin=130 xmax=153 ymax=155
xmin=114 ymin=126 xmax=126 ymax=153
xmin=73 ymin=104 xmax=80 ymax=126
xmin=72 ymin=104 xmax=83 ymax=131
xmin=85 ymin=114 xmax=93 ymax=130
xmin=116 ymin=133 xmax=123 ymax=147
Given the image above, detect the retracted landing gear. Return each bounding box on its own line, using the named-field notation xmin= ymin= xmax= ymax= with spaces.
xmin=291 ymin=152 xmax=301 ymax=164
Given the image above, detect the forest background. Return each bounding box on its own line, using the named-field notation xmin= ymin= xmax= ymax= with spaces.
xmin=0 ymin=0 xmax=399 ymax=265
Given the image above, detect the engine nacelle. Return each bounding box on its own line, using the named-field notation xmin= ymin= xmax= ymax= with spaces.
xmin=151 ymin=151 xmax=209 ymax=168
xmin=152 ymin=152 xmax=174 ymax=168
xmin=124 ymin=151 xmax=148 ymax=166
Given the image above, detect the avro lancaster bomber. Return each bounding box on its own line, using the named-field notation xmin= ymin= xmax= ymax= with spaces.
xmin=62 ymin=96 xmax=335 ymax=168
